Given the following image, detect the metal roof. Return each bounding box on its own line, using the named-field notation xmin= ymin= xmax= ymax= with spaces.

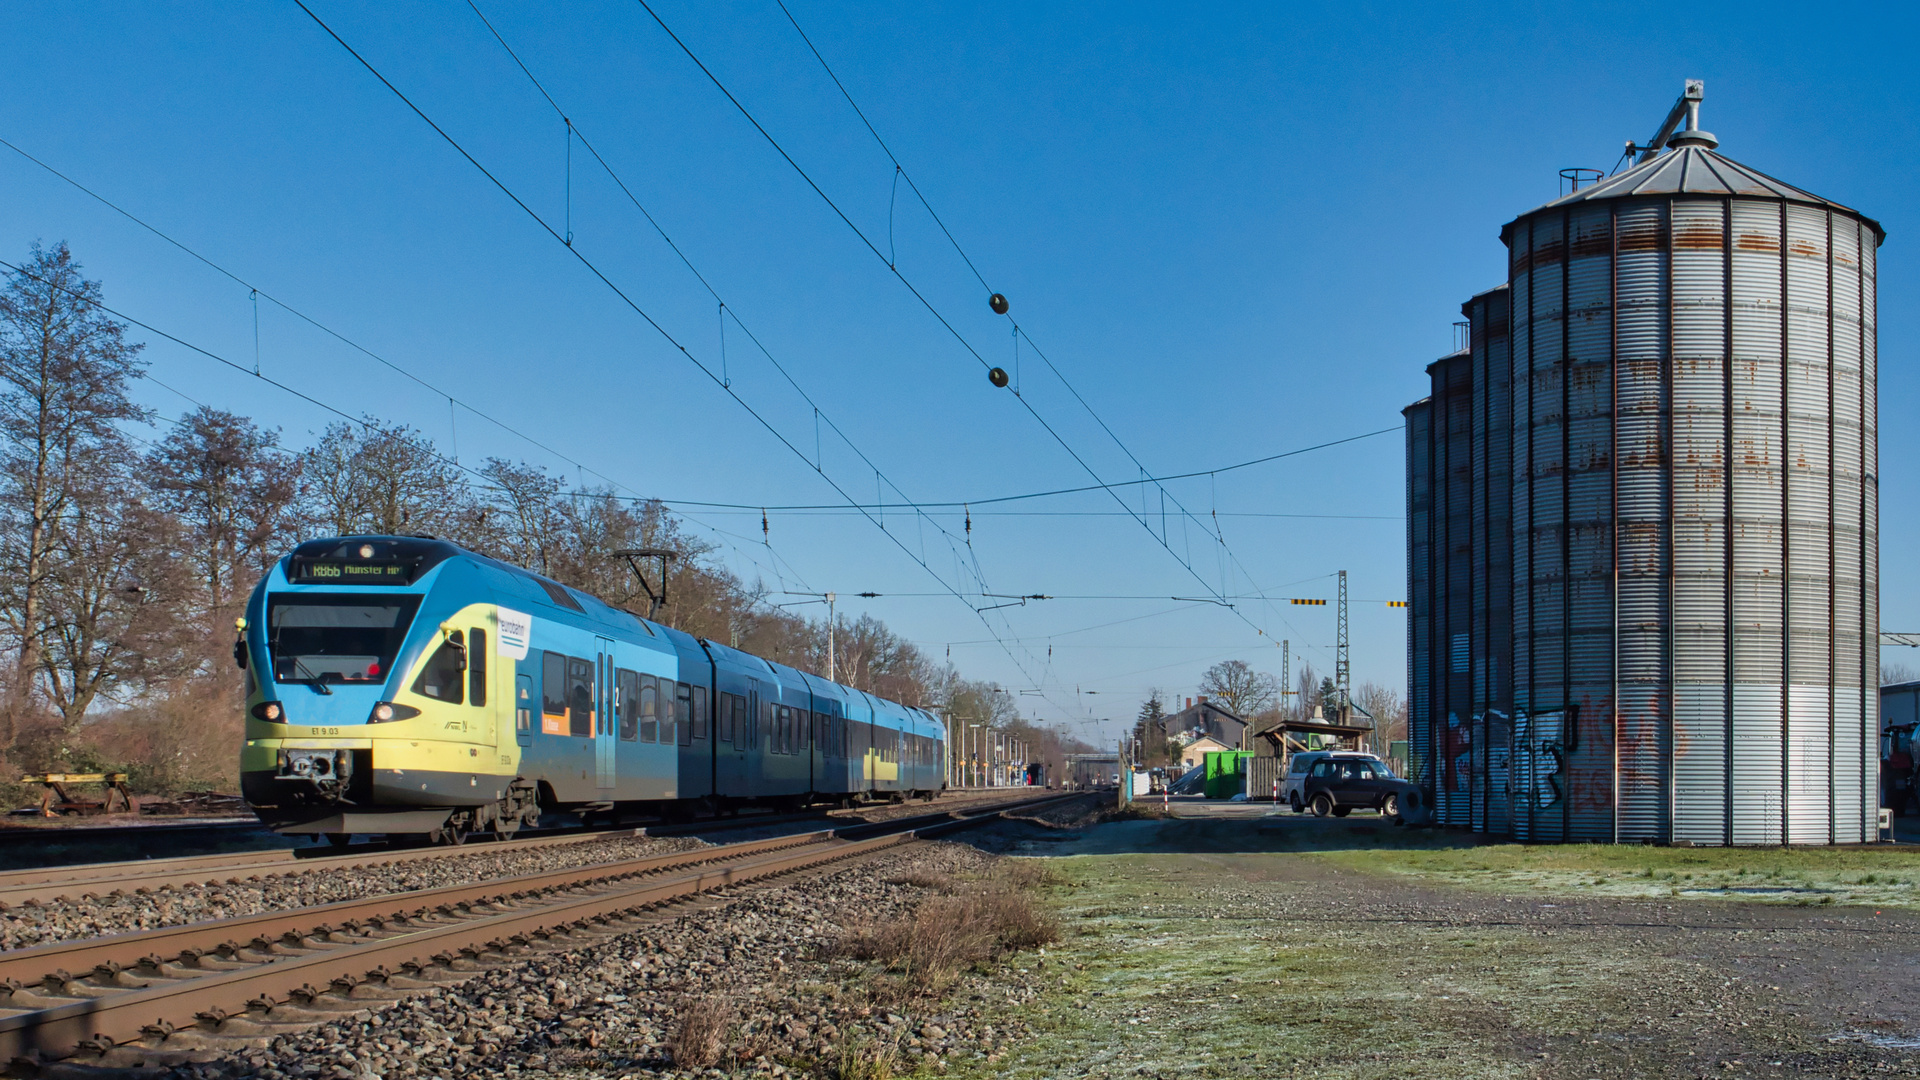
xmin=1501 ymin=145 xmax=1884 ymax=244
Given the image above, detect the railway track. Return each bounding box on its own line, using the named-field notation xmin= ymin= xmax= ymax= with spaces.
xmin=0 ymin=787 xmax=1046 ymax=910
xmin=0 ymin=792 xmax=1082 ymax=1068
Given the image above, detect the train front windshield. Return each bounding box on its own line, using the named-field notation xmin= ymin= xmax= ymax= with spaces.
xmin=267 ymin=594 xmax=421 ymax=686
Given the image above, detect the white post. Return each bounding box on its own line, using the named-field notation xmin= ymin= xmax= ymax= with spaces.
xmin=825 ymin=592 xmax=836 ymax=683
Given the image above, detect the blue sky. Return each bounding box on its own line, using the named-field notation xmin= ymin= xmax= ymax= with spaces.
xmin=2 ymin=1 xmax=1912 ymax=745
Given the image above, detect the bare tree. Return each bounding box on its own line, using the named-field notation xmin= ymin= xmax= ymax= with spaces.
xmin=469 ymin=458 xmax=566 ymax=577
xmin=300 ymin=420 xmax=470 ymax=539
xmin=0 ymin=242 xmax=148 ymax=741
xmin=38 ymin=479 xmax=190 ymax=730
xmin=1198 ymin=659 xmax=1280 ymax=717
xmin=146 ymin=406 xmax=302 ymax=632
xmin=1355 ymin=681 xmax=1406 ymax=757
xmin=1293 ymin=661 xmax=1320 ymax=721
xmin=1884 ymin=662 xmax=1919 ymax=687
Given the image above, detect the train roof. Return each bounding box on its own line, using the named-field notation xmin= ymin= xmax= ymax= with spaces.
xmin=284 ymin=536 xmax=941 ymax=730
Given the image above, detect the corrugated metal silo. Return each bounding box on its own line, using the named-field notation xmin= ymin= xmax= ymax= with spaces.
xmin=1500 ymin=122 xmax=1883 ymax=844
xmin=1407 ymin=352 xmax=1475 ymax=827
xmin=1466 ymin=286 xmax=1514 ymax=835
xmin=1405 ymin=397 xmax=1434 ymax=798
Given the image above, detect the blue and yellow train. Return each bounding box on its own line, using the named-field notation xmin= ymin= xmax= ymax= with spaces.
xmin=237 ymin=536 xmax=948 ymax=842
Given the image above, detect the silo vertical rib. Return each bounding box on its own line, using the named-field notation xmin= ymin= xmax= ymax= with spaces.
xmin=1614 ymin=199 xmax=1671 ymax=841
xmin=1560 ymin=205 xmax=1573 ymax=843
xmin=1514 ymin=218 xmax=1538 ymax=841
xmin=1669 ymin=198 xmax=1729 ymax=844
xmin=1567 ymin=203 xmax=1617 ymax=841
xmin=1729 ymin=198 xmax=1786 ymax=845
xmin=1861 ymin=216 xmax=1878 ymax=841
xmin=1782 ymin=202 xmax=1833 ymax=844
xmin=1612 ymin=200 xmax=1621 ymax=845
xmin=1721 ymin=200 xmax=1737 ymax=847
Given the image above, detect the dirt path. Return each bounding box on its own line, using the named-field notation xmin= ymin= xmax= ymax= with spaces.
xmin=950 ymin=815 xmax=1920 ymax=1079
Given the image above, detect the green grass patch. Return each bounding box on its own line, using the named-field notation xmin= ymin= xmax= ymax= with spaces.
xmin=933 ymin=854 xmax=1632 ymax=1079
xmin=1314 ymin=838 xmax=1920 ymax=908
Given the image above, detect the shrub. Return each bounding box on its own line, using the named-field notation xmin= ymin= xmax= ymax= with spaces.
xmin=818 ymin=1034 xmax=899 ymax=1080
xmin=830 ymin=859 xmax=1060 ymax=992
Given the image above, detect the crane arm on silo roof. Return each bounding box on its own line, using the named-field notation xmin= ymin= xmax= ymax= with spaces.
xmin=1632 ymin=79 xmax=1706 ymax=163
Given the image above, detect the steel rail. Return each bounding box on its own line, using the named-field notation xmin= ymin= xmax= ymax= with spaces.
xmin=0 ymin=831 xmax=837 ymax=989
xmin=0 ymin=793 xmax=1080 ymax=1065
xmin=0 ymin=789 xmax=1044 ymax=909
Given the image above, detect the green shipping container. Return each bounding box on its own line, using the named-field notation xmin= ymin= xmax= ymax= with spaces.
xmin=1202 ymin=751 xmax=1256 ymax=799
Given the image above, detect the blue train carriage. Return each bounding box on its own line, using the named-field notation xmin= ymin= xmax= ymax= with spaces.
xmin=239 ymin=536 xmax=946 ymax=843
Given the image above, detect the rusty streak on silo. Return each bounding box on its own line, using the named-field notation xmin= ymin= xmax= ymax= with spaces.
xmin=1405 ymin=85 xmax=1882 ymax=844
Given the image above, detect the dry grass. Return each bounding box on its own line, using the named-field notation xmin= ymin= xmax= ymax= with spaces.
xmin=668 ymin=994 xmax=732 ymax=1068
xmin=883 ymin=869 xmax=956 ymax=893
xmin=832 ymin=860 xmax=1060 ymax=993
xmin=817 ymin=1033 xmax=901 ymax=1080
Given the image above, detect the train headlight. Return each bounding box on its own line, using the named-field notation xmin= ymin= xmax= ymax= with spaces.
xmin=368 ymin=702 xmax=421 ymax=724
xmin=250 ymin=701 xmax=284 ymax=721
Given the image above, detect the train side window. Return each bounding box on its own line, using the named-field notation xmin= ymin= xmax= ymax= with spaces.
xmin=412 ymin=631 xmax=466 ymax=705
xmin=692 ymin=686 xmax=708 ymax=740
xmin=640 ymin=675 xmax=659 ymax=743
xmin=566 ymin=657 xmax=593 ymax=738
xmin=616 ymin=669 xmax=639 ymax=741
xmin=541 ymin=651 xmax=567 ymax=733
xmin=676 ymin=683 xmax=693 ymax=747
xmin=718 ymin=692 xmax=735 ymax=744
xmin=660 ymin=682 xmax=678 ymax=746
xmin=468 ymin=630 xmax=488 ymax=706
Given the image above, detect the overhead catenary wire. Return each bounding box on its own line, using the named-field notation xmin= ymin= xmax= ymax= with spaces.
xmin=0 ymin=137 xmax=833 ymax=608
xmin=457 ymin=0 xmax=1051 ymax=699
xmin=627 ymin=0 xmax=1337 ymax=656
xmin=0 ymin=135 xmax=631 ymax=504
xmin=290 ymin=0 xmax=1058 ymax=700
xmin=623 ymin=424 xmax=1403 ymax=511
xmin=766 ymin=2 xmax=1378 ymax=658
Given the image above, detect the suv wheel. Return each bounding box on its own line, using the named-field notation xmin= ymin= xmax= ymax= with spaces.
xmin=1290 ymin=793 xmax=1303 ymax=814
xmin=1382 ymin=793 xmax=1400 ymax=821
xmin=1310 ymin=793 xmax=1333 ymax=818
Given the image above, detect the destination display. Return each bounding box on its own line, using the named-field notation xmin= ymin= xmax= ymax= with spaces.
xmin=289 ymin=559 xmax=417 ymax=585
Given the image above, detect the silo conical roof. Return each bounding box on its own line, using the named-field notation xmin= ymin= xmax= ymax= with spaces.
xmin=1499 ymin=144 xmax=1884 ymax=245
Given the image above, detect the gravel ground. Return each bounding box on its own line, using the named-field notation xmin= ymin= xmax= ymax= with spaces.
xmin=0 ymin=834 xmax=710 ymax=952
xmin=158 ymin=841 xmax=1046 ymax=1080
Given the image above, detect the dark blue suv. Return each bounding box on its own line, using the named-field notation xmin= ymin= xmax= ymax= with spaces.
xmin=1300 ymin=754 xmax=1422 ymax=823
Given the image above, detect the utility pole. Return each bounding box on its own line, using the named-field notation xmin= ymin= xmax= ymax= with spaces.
xmin=1335 ymin=569 xmax=1350 ymax=723
xmin=825 ymin=592 xmax=835 ymax=682
xmin=1281 ymin=639 xmax=1291 ymax=720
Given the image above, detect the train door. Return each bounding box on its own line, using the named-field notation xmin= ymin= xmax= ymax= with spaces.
xmin=747 ymin=685 xmax=762 ymax=792
xmin=514 ymin=674 xmax=534 ymax=749
xmin=595 ymin=637 xmax=616 ymax=793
